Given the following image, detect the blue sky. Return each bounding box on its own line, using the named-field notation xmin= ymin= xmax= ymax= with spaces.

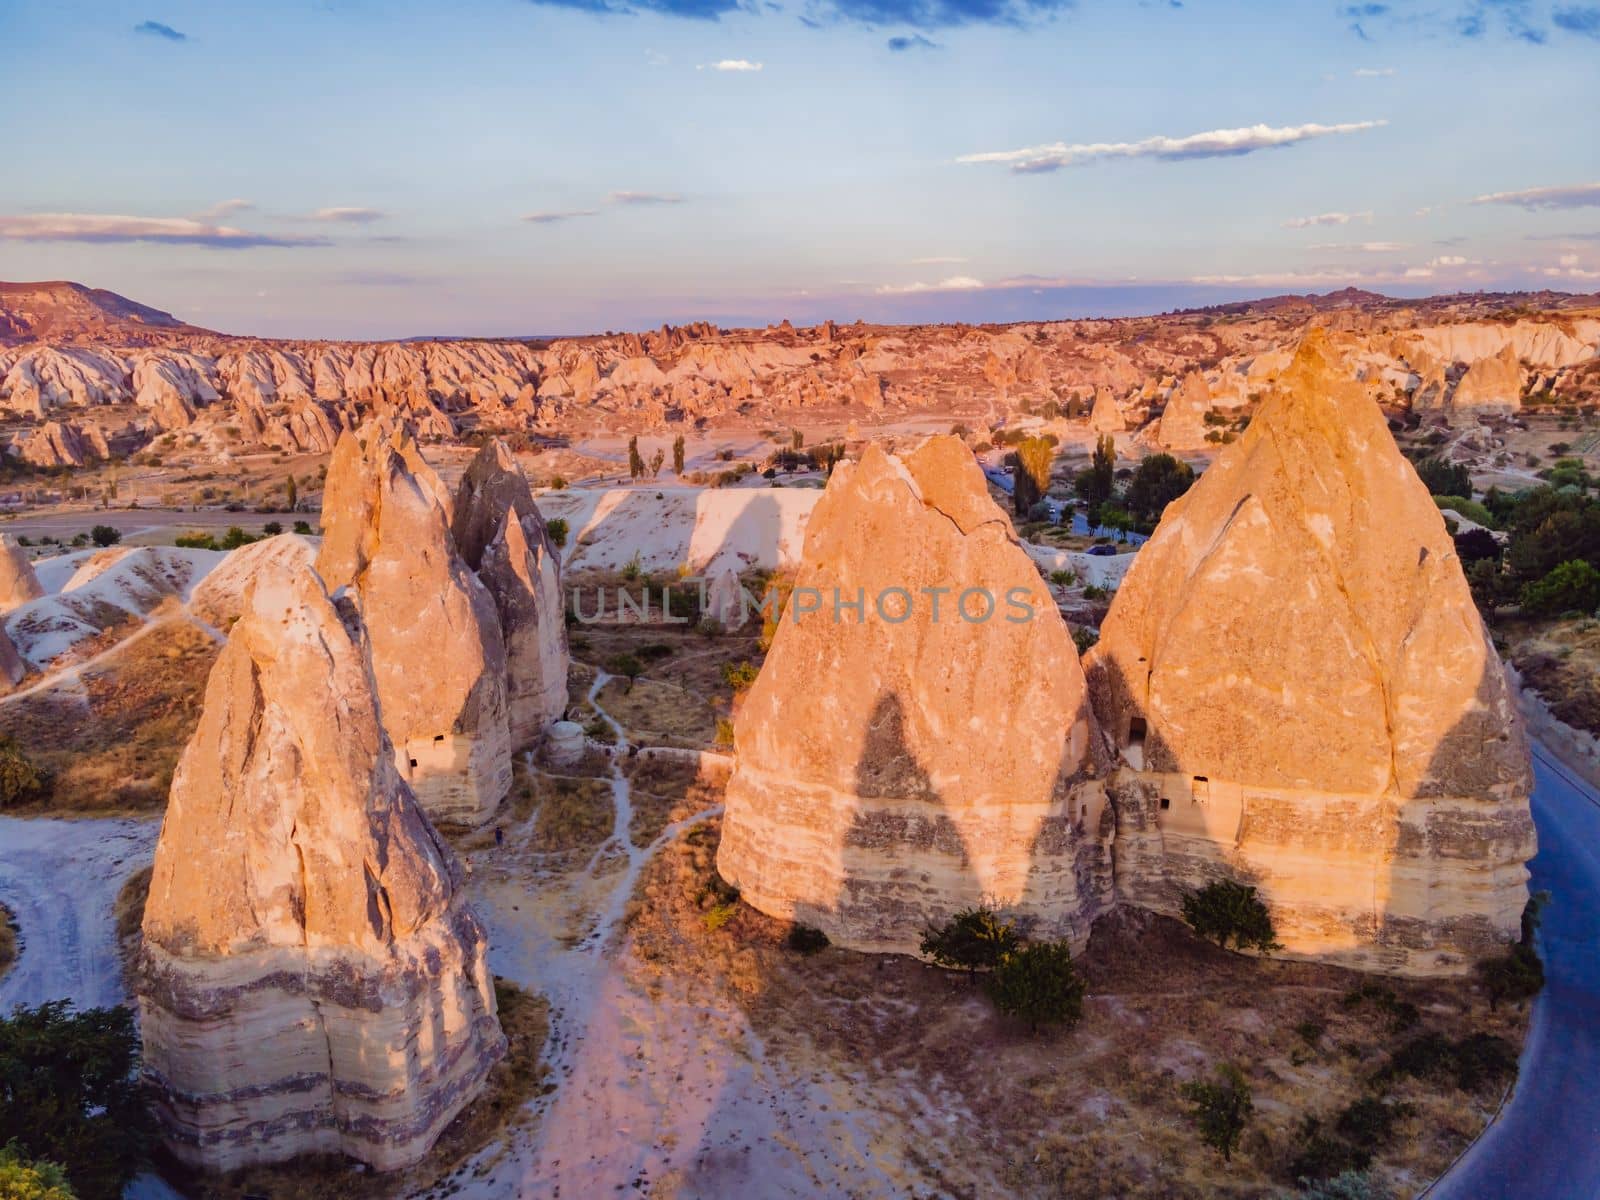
xmin=2 ymin=0 xmax=1597 ymax=338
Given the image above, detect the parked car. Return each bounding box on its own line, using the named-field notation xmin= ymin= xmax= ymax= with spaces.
xmin=1085 ymin=544 xmax=1118 ymax=557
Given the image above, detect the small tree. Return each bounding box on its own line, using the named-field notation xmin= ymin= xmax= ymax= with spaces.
xmin=1520 ymin=559 xmax=1600 ymax=616
xmin=1181 ymin=1062 xmax=1253 ymax=1162
xmin=920 ymin=907 xmax=1019 ymax=981
xmin=628 ymin=436 xmax=644 ymax=481
xmin=262 ymin=521 xmax=283 ymax=536
xmin=1126 ymin=453 xmax=1195 ymax=530
xmin=986 ymin=941 xmax=1086 ymax=1034
xmin=0 ymin=1002 xmax=147 ymax=1200
xmin=673 ymin=434 xmax=686 ymax=476
xmin=1182 ymin=879 xmax=1280 ymax=953
xmin=606 ymin=653 xmax=643 ymax=689
xmin=1011 ymin=436 xmax=1055 ymax=517
xmin=546 ymin=517 xmax=569 ymax=549
xmin=285 ymin=473 xmax=298 ymax=511
xmin=89 ymin=525 xmax=121 ymax=548
xmin=292 ymin=520 xmax=313 ymax=536
xmin=649 ymin=448 xmax=666 ymax=479
xmin=0 ymin=736 xmax=47 ymax=809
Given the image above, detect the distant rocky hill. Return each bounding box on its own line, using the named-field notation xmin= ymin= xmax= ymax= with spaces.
xmin=0 ymin=280 xmax=209 ymax=344
xmin=0 ymin=278 xmax=1597 ymax=470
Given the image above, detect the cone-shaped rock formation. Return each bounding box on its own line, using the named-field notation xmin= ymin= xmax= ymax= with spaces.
xmin=717 ymin=435 xmax=1115 ymax=954
xmin=137 ymin=562 xmax=505 ymax=1172
xmin=0 ymin=535 xmax=45 ymax=610
xmin=1086 ymin=331 xmax=1535 ymax=975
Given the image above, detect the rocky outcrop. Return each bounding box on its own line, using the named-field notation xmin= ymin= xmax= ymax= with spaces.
xmin=14 ymin=419 xmax=107 ymax=468
xmin=1089 ymin=386 xmax=1125 ymax=433
xmin=318 ymin=426 xmax=512 ymax=826
xmin=137 ymin=562 xmax=505 ymax=1173
xmin=1451 ymin=343 xmax=1523 ymax=414
xmin=717 ymin=435 xmax=1115 ymax=955
xmin=0 ymin=535 xmax=45 ymax=609
xmin=0 ymin=626 xmax=27 ymax=692
xmin=1150 ymin=372 xmax=1212 ymax=451
xmin=1086 ymin=332 xmax=1535 ymax=976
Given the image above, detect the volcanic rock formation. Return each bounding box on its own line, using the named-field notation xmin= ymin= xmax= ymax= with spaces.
xmin=1451 ymin=342 xmax=1523 ymax=414
xmin=716 ymin=435 xmax=1115 ymax=954
xmin=317 ymin=425 xmax=512 ymax=826
xmin=1151 ymin=372 xmax=1213 ymax=451
xmin=0 ymin=535 xmax=44 ymax=610
xmin=137 ymin=562 xmax=505 ymax=1172
xmin=1086 ymin=331 xmax=1535 ymax=975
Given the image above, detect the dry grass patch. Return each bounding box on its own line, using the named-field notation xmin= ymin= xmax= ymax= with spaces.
xmin=177 ymin=978 xmax=551 ymax=1200
xmin=626 ymin=754 xmax=729 ymax=848
xmin=596 ymin=677 xmax=716 ymax=748
xmin=1504 ymin=615 xmax=1600 ymax=735
xmin=625 ymin=820 xmax=1531 ymax=1199
xmin=529 ymin=772 xmax=615 ymax=854
xmin=0 ymin=618 xmax=218 ymax=814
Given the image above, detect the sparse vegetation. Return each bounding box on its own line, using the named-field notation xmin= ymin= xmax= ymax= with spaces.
xmin=1182 ymin=879 xmax=1281 ymax=954
xmin=1182 ymin=1062 xmax=1253 ymax=1162
xmin=545 ymin=516 xmax=569 ymax=549
xmin=0 ymin=736 xmax=48 ymax=809
xmin=986 ymin=941 xmax=1086 ymax=1034
xmin=920 ymin=907 xmax=1020 ymax=980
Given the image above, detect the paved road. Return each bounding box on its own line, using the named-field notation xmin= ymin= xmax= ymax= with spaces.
xmin=1429 ymin=747 xmax=1600 ymax=1200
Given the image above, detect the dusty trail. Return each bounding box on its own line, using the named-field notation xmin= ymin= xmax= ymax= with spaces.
xmin=0 ymin=816 xmax=158 ymax=1011
xmin=459 ymin=672 xmax=908 ymax=1198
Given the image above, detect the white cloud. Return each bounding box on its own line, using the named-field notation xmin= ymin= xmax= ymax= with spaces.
xmin=959 ymin=120 xmax=1387 ymax=174
xmin=523 ymin=209 xmax=599 ymax=224
xmin=1308 ymin=240 xmax=1407 ymax=252
xmin=608 ymin=191 xmax=684 ymax=206
xmin=1282 ymin=211 xmax=1374 ymax=229
xmin=875 ymin=275 xmax=986 ymax=295
xmin=0 ymin=212 xmax=323 ymax=249
xmin=1471 ymin=183 xmax=1600 ymax=210
xmin=195 ymin=198 xmax=254 ymax=219
xmin=1430 ymin=254 xmax=1469 ymax=267
xmin=1404 ymin=266 xmax=1434 ymax=278
xmin=1560 ymin=253 xmax=1581 ymax=267
xmin=309 ymin=206 xmax=386 ymax=223
xmin=1353 ymin=67 xmax=1395 ymax=77
xmin=910 ymin=255 xmax=967 ymax=265
xmin=1414 ymin=206 xmax=1435 ymax=218
xmin=1189 ymin=268 xmax=1369 ymax=286
xmin=698 ymin=59 xmax=762 ymax=72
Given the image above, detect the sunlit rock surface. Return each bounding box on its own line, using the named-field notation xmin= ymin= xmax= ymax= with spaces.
xmin=1086 ymin=331 xmax=1535 ymax=975
xmin=317 ymin=424 xmax=511 ymax=826
xmin=137 ymin=563 xmax=505 ymax=1173
xmin=0 ymin=535 xmax=44 ymax=609
xmin=717 ymin=435 xmax=1115 ymax=954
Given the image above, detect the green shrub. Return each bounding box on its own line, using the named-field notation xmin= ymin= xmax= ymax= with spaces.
xmin=1072 ymin=625 xmax=1099 ymax=654
xmin=720 ymin=660 xmax=760 ymax=691
xmin=986 ymin=941 xmax=1085 ymax=1034
xmin=1478 ymin=943 xmax=1545 ymax=1009
xmin=0 ymin=736 xmax=47 ymax=809
xmin=88 ymin=525 xmax=121 ymax=548
xmin=292 ymin=520 xmax=313 ymax=535
xmin=174 ymin=531 xmax=218 ymax=550
xmin=1382 ymin=1031 xmax=1518 ymax=1093
xmin=0 ymin=1143 xmax=75 ymax=1200
xmin=1181 ymin=879 xmax=1281 ymax=953
xmin=1182 ymin=1063 xmax=1253 ymax=1161
xmin=787 ymin=924 xmax=830 ymax=955
xmin=1432 ymin=495 xmax=1498 ymax=529
xmin=1520 ymin=559 xmax=1600 ymax=616
xmin=920 ymin=907 xmax=1020 ymax=980
xmin=546 ymin=517 xmax=569 ymax=549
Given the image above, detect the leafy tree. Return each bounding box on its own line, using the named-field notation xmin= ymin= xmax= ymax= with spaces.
xmin=1453 ymin=527 xmax=1501 ymax=564
xmin=985 ymin=941 xmax=1086 ymax=1033
xmin=1011 ymin=436 xmax=1055 ymax=516
xmin=545 ymin=517 xmax=569 ymax=549
xmin=649 ymin=448 xmax=665 ymax=479
xmin=292 ymin=520 xmax=313 ymax=536
xmin=920 ymin=907 xmax=1020 ymax=981
xmin=605 ymin=653 xmax=643 ymax=688
xmin=0 ymin=1144 xmax=76 ymax=1200
xmin=88 ymin=525 xmax=121 ymax=548
xmin=1181 ymin=1062 xmax=1253 ymax=1162
xmin=673 ymin=434 xmax=686 ymax=476
xmin=1126 ymin=453 xmax=1195 ymax=529
xmin=1413 ymin=456 xmax=1472 ymax=497
xmin=1181 ymin=879 xmax=1281 ymax=953
xmin=1074 ymin=435 xmax=1116 ymax=510
xmin=286 ymin=473 xmax=298 ymax=511
xmin=0 ymin=736 xmax=47 ymax=809
xmin=0 ymin=1002 xmax=147 ymax=1200
xmin=628 ymin=436 xmax=644 ymax=481
xmin=1519 ymin=559 xmax=1600 ymax=616
xmin=262 ymin=521 xmax=283 ymax=536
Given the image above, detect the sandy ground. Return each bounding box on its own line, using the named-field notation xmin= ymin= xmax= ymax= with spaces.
xmin=0 ymin=815 xmax=158 ymax=1011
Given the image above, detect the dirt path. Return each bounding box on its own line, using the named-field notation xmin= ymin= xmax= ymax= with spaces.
xmin=456 ymin=673 xmax=908 ymax=1198
xmin=0 ymin=815 xmax=159 ymax=1011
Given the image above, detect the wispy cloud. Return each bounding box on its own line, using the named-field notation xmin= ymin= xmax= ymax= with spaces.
xmin=1553 ymin=6 xmax=1600 ymax=37
xmin=1308 ymin=240 xmax=1408 ymax=251
xmin=697 ymin=58 xmax=762 ymax=70
xmin=887 ymin=33 xmax=941 ymax=49
xmin=959 ymin=120 xmax=1386 ymax=174
xmin=1282 ymin=210 xmax=1374 ymax=228
xmin=523 ymin=0 xmax=741 ymax=19
xmin=876 ymin=275 xmax=986 ymax=294
xmin=308 ymin=206 xmax=387 ymax=223
xmin=1353 ymin=66 xmax=1395 ymax=76
xmin=1471 ymin=182 xmax=1600 ymax=210
xmin=0 ymin=213 xmax=325 ymax=249
xmin=608 ymin=191 xmax=685 ymax=206
xmin=523 ymin=209 xmax=600 ymax=224
xmin=910 ymin=255 xmax=967 ymax=264
xmin=134 ymin=20 xmax=186 ymax=41
xmin=195 ymin=198 xmax=254 ymax=219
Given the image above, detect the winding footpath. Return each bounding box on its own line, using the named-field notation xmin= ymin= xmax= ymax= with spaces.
xmin=1428 ymin=747 xmax=1600 ymax=1200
